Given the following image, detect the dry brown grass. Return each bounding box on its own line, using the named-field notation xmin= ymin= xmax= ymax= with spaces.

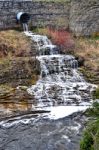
xmin=0 ymin=30 xmax=31 ymax=57
xmin=75 ymin=37 xmax=99 ymax=70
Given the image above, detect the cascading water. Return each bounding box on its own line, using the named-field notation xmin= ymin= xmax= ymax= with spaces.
xmin=0 ymin=30 xmax=97 ymax=150
xmin=23 ymin=23 xmax=29 ymax=32
xmin=24 ymin=31 xmax=96 ymax=115
xmin=25 ymin=31 xmax=58 ymax=55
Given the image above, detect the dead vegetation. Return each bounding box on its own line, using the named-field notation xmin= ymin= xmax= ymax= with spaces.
xmin=0 ymin=30 xmax=31 ymax=57
xmin=74 ymin=37 xmax=99 ymax=84
xmin=75 ymin=37 xmax=99 ymax=70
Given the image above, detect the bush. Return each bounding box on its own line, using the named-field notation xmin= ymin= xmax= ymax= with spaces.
xmin=80 ymin=130 xmax=94 ymax=150
xmin=36 ymin=27 xmax=75 ymax=53
xmin=86 ymin=102 xmax=99 ymax=118
xmin=48 ymin=28 xmax=75 ymax=52
xmin=80 ymin=121 xmax=99 ymax=150
xmin=93 ymin=88 xmax=99 ymax=99
xmin=80 ymin=102 xmax=99 ymax=150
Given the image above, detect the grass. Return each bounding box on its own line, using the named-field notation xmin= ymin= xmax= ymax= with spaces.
xmin=32 ymin=28 xmax=99 ymax=76
xmin=0 ymin=30 xmax=31 ymax=57
xmin=74 ymin=37 xmax=99 ymax=85
xmin=80 ymin=102 xmax=99 ymax=150
xmin=74 ymin=37 xmax=99 ymax=71
xmin=93 ymin=88 xmax=99 ymax=99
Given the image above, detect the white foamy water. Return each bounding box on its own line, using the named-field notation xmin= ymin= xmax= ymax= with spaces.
xmin=0 ymin=114 xmax=40 ymax=128
xmin=27 ymin=54 xmax=96 ymax=107
xmin=23 ymin=23 xmax=29 ymax=32
xmin=0 ymin=105 xmax=89 ymax=128
xmin=25 ymin=31 xmax=58 ymax=55
xmin=25 ymin=31 xmax=96 ymax=108
xmin=44 ymin=106 xmax=89 ymax=120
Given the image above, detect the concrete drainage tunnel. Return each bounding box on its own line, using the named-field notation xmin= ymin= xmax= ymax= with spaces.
xmin=16 ymin=12 xmax=30 ymax=31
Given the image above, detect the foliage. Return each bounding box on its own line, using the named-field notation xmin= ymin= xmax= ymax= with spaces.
xmin=86 ymin=102 xmax=99 ymax=118
xmin=80 ymin=120 xmax=99 ymax=150
xmin=95 ymin=36 xmax=99 ymax=40
xmin=35 ymin=27 xmax=75 ymax=53
xmin=91 ymin=32 xmax=99 ymax=40
xmin=80 ymin=130 xmax=94 ymax=150
xmin=93 ymin=88 xmax=99 ymax=99
xmin=80 ymin=102 xmax=99 ymax=150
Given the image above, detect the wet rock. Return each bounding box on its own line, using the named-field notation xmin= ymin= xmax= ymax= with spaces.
xmin=75 ymin=56 xmax=85 ymax=67
xmin=0 ymin=113 xmax=86 ymax=150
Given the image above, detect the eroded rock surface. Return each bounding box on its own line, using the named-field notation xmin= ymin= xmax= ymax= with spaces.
xmin=0 ymin=112 xmax=86 ymax=150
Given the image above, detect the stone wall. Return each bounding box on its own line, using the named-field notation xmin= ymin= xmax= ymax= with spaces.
xmin=0 ymin=0 xmax=70 ymax=29
xmin=70 ymin=0 xmax=99 ymax=36
xmin=0 ymin=0 xmax=99 ymax=36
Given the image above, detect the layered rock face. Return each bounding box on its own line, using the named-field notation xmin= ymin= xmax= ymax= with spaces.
xmin=70 ymin=0 xmax=99 ymax=36
xmin=0 ymin=0 xmax=99 ymax=36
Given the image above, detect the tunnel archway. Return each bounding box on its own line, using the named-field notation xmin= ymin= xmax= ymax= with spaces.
xmin=16 ymin=12 xmax=30 ymax=24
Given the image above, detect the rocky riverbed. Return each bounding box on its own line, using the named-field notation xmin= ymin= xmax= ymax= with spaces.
xmin=0 ymin=111 xmax=86 ymax=150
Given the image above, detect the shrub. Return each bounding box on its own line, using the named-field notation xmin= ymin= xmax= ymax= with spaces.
xmin=36 ymin=27 xmax=75 ymax=53
xmin=80 ymin=130 xmax=94 ymax=150
xmin=48 ymin=28 xmax=75 ymax=51
xmin=80 ymin=102 xmax=99 ymax=150
xmin=80 ymin=120 xmax=99 ymax=150
xmin=93 ymin=88 xmax=99 ymax=99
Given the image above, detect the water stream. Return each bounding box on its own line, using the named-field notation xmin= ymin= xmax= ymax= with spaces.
xmin=25 ymin=31 xmax=96 ymax=117
xmin=23 ymin=23 xmax=29 ymax=32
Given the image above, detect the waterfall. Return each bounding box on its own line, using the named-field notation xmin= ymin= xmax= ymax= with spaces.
xmin=0 ymin=31 xmax=97 ymax=128
xmin=23 ymin=23 xmax=29 ymax=32
xmin=24 ymin=31 xmax=96 ymax=110
xmin=0 ymin=29 xmax=97 ymax=150
xmin=24 ymin=31 xmax=58 ymax=55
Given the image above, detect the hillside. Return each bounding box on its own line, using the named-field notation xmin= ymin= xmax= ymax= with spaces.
xmin=0 ymin=30 xmax=40 ymax=87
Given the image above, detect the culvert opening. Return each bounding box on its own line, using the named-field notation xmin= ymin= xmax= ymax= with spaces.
xmin=17 ymin=12 xmax=30 ymax=24
xmin=16 ymin=12 xmax=30 ymax=31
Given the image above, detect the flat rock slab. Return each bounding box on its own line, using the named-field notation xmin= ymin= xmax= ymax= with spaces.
xmin=0 ymin=112 xmax=85 ymax=150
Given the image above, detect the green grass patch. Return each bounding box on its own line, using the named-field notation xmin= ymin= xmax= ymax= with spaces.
xmin=80 ymin=102 xmax=99 ymax=150
xmin=93 ymin=88 xmax=99 ymax=99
